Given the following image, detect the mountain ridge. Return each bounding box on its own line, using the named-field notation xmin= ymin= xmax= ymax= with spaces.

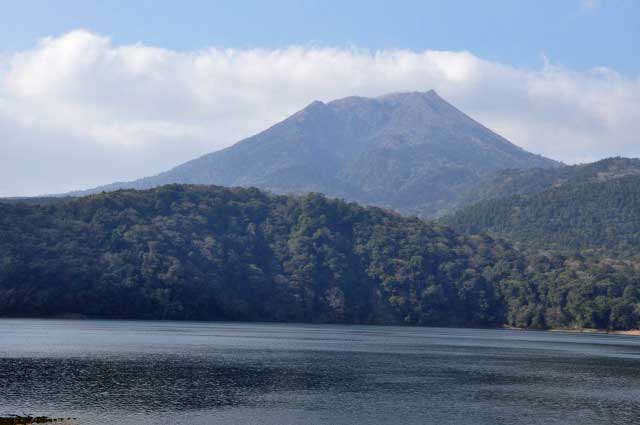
xmin=69 ymin=90 xmax=559 ymax=217
xmin=443 ymin=157 xmax=640 ymax=254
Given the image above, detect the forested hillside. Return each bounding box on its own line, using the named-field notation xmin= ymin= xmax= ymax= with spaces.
xmin=2 ymin=185 xmax=640 ymax=330
xmin=1 ymin=185 xmax=511 ymax=325
xmin=444 ymin=174 xmax=640 ymax=254
xmin=447 ymin=157 xmax=640 ymax=214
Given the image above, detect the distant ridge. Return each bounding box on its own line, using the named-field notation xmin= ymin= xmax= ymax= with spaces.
xmin=70 ymin=90 xmax=559 ymax=217
xmin=443 ymin=157 xmax=640 ymax=253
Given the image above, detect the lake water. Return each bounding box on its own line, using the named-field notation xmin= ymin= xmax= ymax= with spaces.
xmin=1 ymin=320 xmax=640 ymax=424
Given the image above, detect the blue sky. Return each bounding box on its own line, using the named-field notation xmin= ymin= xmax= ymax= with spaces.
xmin=2 ymin=0 xmax=639 ymax=73
xmin=0 ymin=1 xmax=639 ymax=196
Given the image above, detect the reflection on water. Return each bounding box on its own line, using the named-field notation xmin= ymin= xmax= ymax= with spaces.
xmin=1 ymin=320 xmax=640 ymax=424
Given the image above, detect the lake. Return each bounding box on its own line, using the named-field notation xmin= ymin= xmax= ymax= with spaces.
xmin=1 ymin=319 xmax=640 ymax=424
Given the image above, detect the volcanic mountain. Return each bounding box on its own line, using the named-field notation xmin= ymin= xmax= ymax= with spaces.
xmin=76 ymin=90 xmax=559 ymax=217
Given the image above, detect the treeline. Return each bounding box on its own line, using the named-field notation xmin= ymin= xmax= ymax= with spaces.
xmin=445 ymin=156 xmax=640 ymax=217
xmin=444 ymin=175 xmax=640 ymax=255
xmin=1 ymin=185 xmax=640 ymax=330
xmin=498 ymin=251 xmax=640 ymax=329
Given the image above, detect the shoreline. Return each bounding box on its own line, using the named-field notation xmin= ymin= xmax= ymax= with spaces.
xmin=503 ymin=325 xmax=640 ymax=336
xmin=1 ymin=317 xmax=639 ymax=335
xmin=548 ymin=328 xmax=640 ymax=336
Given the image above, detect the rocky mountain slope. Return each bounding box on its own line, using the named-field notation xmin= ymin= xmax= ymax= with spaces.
xmin=73 ymin=91 xmax=558 ymax=217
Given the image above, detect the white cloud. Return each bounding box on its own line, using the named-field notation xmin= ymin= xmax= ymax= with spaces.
xmin=1 ymin=30 xmax=639 ymax=196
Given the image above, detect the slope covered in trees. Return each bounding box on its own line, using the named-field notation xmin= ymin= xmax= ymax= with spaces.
xmin=445 ymin=157 xmax=640 ymax=215
xmin=0 ymin=185 xmax=509 ymax=325
xmin=444 ymin=174 xmax=640 ymax=255
xmin=2 ymin=185 xmax=640 ymax=330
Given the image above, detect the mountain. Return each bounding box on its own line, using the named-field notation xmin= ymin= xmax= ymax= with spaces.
xmin=443 ymin=158 xmax=640 ymax=254
xmin=72 ymin=90 xmax=558 ymax=217
xmin=2 ymin=184 xmax=640 ymax=330
xmin=456 ymin=156 xmax=640 ymax=208
xmin=0 ymin=185 xmax=510 ymax=325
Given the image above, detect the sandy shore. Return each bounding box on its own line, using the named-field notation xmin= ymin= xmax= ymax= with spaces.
xmin=548 ymin=328 xmax=640 ymax=336
xmin=502 ymin=325 xmax=640 ymax=335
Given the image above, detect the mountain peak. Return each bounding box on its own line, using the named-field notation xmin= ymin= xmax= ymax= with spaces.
xmin=71 ymin=90 xmax=559 ymax=217
xmin=306 ymin=99 xmax=326 ymax=108
xmin=377 ymin=89 xmax=438 ymax=98
xmin=375 ymin=89 xmax=442 ymax=104
xmin=291 ymin=99 xmax=328 ymax=122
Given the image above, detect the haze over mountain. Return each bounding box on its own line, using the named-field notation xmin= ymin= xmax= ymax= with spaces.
xmin=74 ymin=90 xmax=558 ymax=217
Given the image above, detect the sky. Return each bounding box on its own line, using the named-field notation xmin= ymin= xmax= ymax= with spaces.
xmin=1 ymin=0 xmax=639 ymax=196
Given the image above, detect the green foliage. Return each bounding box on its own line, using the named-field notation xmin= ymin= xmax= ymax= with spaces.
xmin=0 ymin=185 xmax=508 ymax=326
xmin=2 ymin=184 xmax=640 ymax=330
xmin=444 ymin=174 xmax=640 ymax=255
xmin=440 ymin=157 xmax=640 ymax=218
xmin=498 ymin=251 xmax=640 ymax=330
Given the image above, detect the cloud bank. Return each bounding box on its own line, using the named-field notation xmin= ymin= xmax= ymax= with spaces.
xmin=1 ymin=30 xmax=639 ymax=196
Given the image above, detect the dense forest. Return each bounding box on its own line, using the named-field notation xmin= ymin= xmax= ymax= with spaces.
xmin=444 ymin=174 xmax=640 ymax=254
xmin=447 ymin=157 xmax=640 ymax=215
xmin=2 ymin=185 xmax=640 ymax=330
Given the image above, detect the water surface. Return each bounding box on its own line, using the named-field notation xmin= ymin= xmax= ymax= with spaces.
xmin=1 ymin=319 xmax=640 ymax=424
